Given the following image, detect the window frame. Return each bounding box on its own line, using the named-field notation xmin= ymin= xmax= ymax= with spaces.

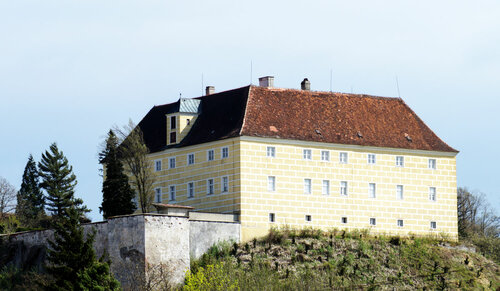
xmin=169 ymin=157 xmax=176 ymax=169
xmin=305 ymin=215 xmax=312 ymax=222
xmin=397 ymin=219 xmax=404 ymax=227
xmin=268 ymin=176 xmax=276 ymax=192
xmin=170 ymin=115 xmax=177 ymax=130
xmin=269 ymin=213 xmax=275 ymax=223
xmin=322 ymin=180 xmax=330 ymax=195
xmin=221 ymin=176 xmax=229 ymax=193
xmin=321 ymin=150 xmax=330 ymax=161
xmin=428 ymin=159 xmax=436 ymax=169
xmin=207 ymin=149 xmax=215 ymax=161
xmin=155 ymin=187 xmax=162 ymax=203
xmin=339 ymin=152 xmax=348 ymax=164
xmin=207 ymin=179 xmax=214 ymax=195
xmin=169 ymin=185 xmax=176 ymax=201
xmin=429 ymin=187 xmax=437 ymax=201
xmin=341 ymin=217 xmax=348 ymax=224
xmin=368 ymin=153 xmax=376 ymax=165
xmin=303 ymin=149 xmax=312 ymax=160
xmin=221 ymin=147 xmax=229 ymax=159
xmin=155 ymin=160 xmax=162 ymax=172
xmin=369 ymin=183 xmax=376 ymax=198
xmin=430 ymin=221 xmax=437 ymax=229
xmin=396 ymin=185 xmax=404 ymax=200
xmin=396 ymin=156 xmax=404 ymax=167
xmin=187 ymin=153 xmax=195 ymax=165
xmin=370 ymin=218 xmax=377 ymax=226
xmin=266 ymin=146 xmax=276 ymax=158
xmin=187 ymin=182 xmax=195 ymax=198
xmin=340 ymin=181 xmax=348 ymax=196
xmin=304 ymin=178 xmax=312 ymax=194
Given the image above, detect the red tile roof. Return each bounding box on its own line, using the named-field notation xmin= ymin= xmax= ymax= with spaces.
xmin=139 ymin=85 xmax=457 ymax=153
xmin=241 ymin=86 xmax=457 ymax=152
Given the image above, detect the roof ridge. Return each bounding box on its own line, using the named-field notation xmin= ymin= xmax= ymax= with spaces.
xmin=238 ymin=85 xmax=252 ymax=136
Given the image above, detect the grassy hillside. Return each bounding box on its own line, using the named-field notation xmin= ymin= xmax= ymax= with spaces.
xmin=185 ymin=228 xmax=500 ymax=290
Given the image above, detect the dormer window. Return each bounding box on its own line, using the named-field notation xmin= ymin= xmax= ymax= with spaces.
xmin=187 ymin=119 xmax=190 ymax=125
xmin=170 ymin=116 xmax=176 ymax=129
xmin=170 ymin=132 xmax=177 ymax=144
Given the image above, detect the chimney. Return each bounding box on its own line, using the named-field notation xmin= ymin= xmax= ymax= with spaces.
xmin=258 ymin=76 xmax=274 ymax=88
xmin=205 ymin=86 xmax=215 ymax=95
xmin=301 ymin=78 xmax=311 ymax=90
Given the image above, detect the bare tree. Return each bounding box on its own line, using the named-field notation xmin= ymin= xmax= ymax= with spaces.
xmin=0 ymin=176 xmax=17 ymax=218
xmin=114 ymin=120 xmax=156 ymax=213
xmin=457 ymin=187 xmax=500 ymax=238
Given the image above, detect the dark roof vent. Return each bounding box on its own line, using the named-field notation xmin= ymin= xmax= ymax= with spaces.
xmin=404 ymin=133 xmax=412 ymax=142
xmin=301 ymin=78 xmax=311 ymax=91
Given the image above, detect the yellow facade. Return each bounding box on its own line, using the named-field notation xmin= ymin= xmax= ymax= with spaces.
xmin=146 ymin=136 xmax=458 ymax=241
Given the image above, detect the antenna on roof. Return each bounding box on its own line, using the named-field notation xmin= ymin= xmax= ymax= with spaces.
xmin=250 ymin=60 xmax=253 ymax=85
xmin=201 ymin=73 xmax=204 ymax=96
xmin=179 ymin=93 xmax=182 ymax=99
xmin=395 ymin=75 xmax=401 ymax=98
xmin=329 ymin=69 xmax=333 ymax=92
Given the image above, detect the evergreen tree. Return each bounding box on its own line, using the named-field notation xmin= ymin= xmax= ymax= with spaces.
xmin=38 ymin=143 xmax=87 ymax=220
xmin=99 ymin=130 xmax=136 ymax=219
xmin=46 ymin=206 xmax=120 ymax=290
xmin=16 ymin=154 xmax=45 ymax=227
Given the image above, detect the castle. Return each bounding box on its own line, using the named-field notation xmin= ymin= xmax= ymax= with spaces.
xmin=136 ymin=76 xmax=458 ymax=241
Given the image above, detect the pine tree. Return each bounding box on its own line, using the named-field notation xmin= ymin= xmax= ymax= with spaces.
xmin=38 ymin=143 xmax=87 ymax=220
xmin=99 ymin=130 xmax=137 ymax=219
xmin=16 ymin=154 xmax=45 ymax=227
xmin=46 ymin=206 xmax=120 ymax=290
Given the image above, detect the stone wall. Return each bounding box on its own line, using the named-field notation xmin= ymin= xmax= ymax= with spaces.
xmin=0 ymin=213 xmax=240 ymax=289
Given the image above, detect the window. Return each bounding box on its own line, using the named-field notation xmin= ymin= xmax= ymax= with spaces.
xmin=268 ymin=176 xmax=276 ymax=192
xmin=428 ymin=159 xmax=436 ymax=169
xmin=267 ymin=146 xmax=276 ymax=158
xmin=170 ymin=116 xmax=176 ymax=129
xmin=221 ymin=176 xmax=229 ymax=192
xmin=322 ymin=180 xmax=330 ymax=195
xmin=187 ymin=153 xmax=195 ymax=165
xmin=169 ymin=185 xmax=176 ymax=201
xmin=169 ymin=157 xmax=176 ymax=169
xmin=304 ymin=179 xmax=312 ymax=194
xmin=341 ymin=217 xmax=348 ymax=224
xmin=321 ymin=150 xmax=330 ymax=161
xmin=305 ymin=215 xmax=312 ymax=222
xmin=430 ymin=221 xmax=437 ymax=229
xmin=368 ymin=154 xmax=376 ymax=164
xmin=369 ymin=183 xmax=376 ymax=198
xmin=207 ymin=179 xmax=214 ymax=194
xmin=429 ymin=187 xmax=436 ymax=201
xmin=340 ymin=181 xmax=348 ymax=196
xmin=222 ymin=147 xmax=229 ymax=159
xmin=396 ymin=185 xmax=404 ymax=200
xmin=397 ymin=219 xmax=404 ymax=227
xmin=303 ymin=149 xmax=312 ymax=160
xmin=186 ymin=118 xmax=190 ymax=125
xmin=155 ymin=188 xmax=162 ymax=203
xmin=155 ymin=160 xmax=162 ymax=172
xmin=188 ymin=182 xmax=195 ymax=198
xmin=269 ymin=213 xmax=275 ymax=223
xmin=170 ymin=132 xmax=176 ymax=144
xmin=370 ymin=218 xmax=376 ymax=226
xmin=396 ymin=156 xmax=404 ymax=167
xmin=207 ymin=150 xmax=214 ymax=161
xmin=339 ymin=152 xmax=348 ymax=164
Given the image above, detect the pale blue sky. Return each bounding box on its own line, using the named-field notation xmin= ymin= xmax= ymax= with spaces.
xmin=1 ymin=1 xmax=499 ymax=221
